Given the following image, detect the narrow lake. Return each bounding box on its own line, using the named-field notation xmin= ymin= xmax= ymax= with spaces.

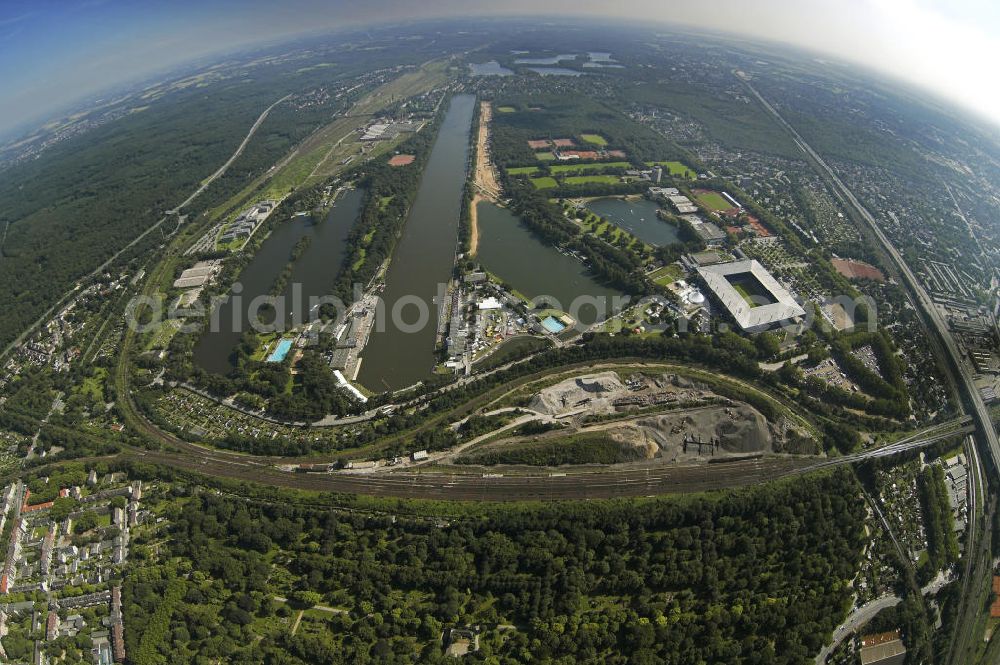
xmin=475 ymin=201 xmax=624 ymax=325
xmin=584 ymin=197 xmax=680 ymax=246
xmin=192 ymin=187 xmax=364 ymax=375
xmin=356 ymin=94 xmax=476 ymax=392
xmin=469 ymin=61 xmax=513 ymax=76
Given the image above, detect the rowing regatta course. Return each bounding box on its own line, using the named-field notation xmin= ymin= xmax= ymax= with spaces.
xmin=357 ymin=94 xmax=476 ymax=391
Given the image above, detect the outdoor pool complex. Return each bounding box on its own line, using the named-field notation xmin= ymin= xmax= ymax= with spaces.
xmin=541 ymin=316 xmax=567 ymax=333
xmin=267 ymin=339 xmax=294 ymax=363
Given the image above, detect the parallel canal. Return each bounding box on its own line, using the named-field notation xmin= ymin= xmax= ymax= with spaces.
xmin=356 ymin=94 xmax=476 ymax=392
xmin=584 ymin=196 xmax=680 ymax=246
xmin=475 ymin=201 xmax=623 ymax=325
xmin=193 ymin=188 xmax=365 ymax=375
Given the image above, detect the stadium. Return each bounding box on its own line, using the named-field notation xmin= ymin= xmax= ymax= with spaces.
xmin=697 ymin=259 xmax=806 ymax=332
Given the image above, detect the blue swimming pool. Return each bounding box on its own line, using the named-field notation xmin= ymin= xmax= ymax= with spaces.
xmin=267 ymin=338 xmax=294 ymax=362
xmin=541 ymin=316 xmax=566 ymax=333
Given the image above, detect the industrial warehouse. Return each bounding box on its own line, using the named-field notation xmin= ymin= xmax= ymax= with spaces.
xmin=697 ymin=259 xmax=806 ymax=332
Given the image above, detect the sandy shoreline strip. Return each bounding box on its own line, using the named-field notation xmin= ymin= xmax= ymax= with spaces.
xmin=470 ymin=101 xmax=501 ymax=256
xmin=470 ymin=193 xmax=482 ymax=255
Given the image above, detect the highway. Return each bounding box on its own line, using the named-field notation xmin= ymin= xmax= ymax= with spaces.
xmin=742 ymin=78 xmax=1000 ymax=474
xmin=742 ymin=76 xmax=998 ymax=665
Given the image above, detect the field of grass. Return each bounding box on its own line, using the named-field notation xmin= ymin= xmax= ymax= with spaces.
xmin=531 ymin=176 xmax=558 ymax=189
xmin=694 ymin=190 xmax=733 ymax=211
xmin=563 ymin=175 xmax=621 ymax=185
xmin=351 ymin=227 xmax=377 ymax=269
xmin=649 ymin=264 xmax=685 ymax=286
xmin=201 ymin=60 xmax=451 ymax=232
xmin=579 ymin=215 xmax=646 ymax=251
xmin=475 ymin=336 xmax=552 ymax=371
xmin=508 ymin=166 xmax=540 ymax=175
xmin=497 ymin=106 xmax=517 ymax=113
xmin=726 ymin=274 xmax=775 ymax=308
xmin=550 ymin=161 xmax=630 ymax=174
xmin=733 ymin=284 xmax=757 ymax=307
xmin=78 ymin=367 xmax=109 ymax=401
xmin=145 ymin=319 xmax=182 ymax=350
xmin=536 ymin=151 xmax=556 ymax=161
xmin=580 ymin=133 xmax=608 ymax=146
xmin=731 ymin=283 xmax=759 ymax=307
xmin=194 ymin=69 xmax=445 ymax=249
xmin=456 ymin=431 xmax=644 ymax=467
xmin=645 ymin=161 xmax=697 ymax=180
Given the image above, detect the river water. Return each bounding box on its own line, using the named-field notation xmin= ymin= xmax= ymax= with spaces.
xmin=356 ymin=94 xmax=476 ymax=392
xmin=192 ymin=187 xmax=364 ymax=375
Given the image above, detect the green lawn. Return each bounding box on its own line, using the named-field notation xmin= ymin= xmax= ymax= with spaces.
xmin=731 ymin=283 xmax=758 ymax=307
xmin=78 ymin=368 xmax=109 ymax=401
xmin=694 ymin=191 xmax=733 ymax=211
xmin=645 ymin=161 xmax=697 ymax=180
xmin=351 ymin=250 xmax=366 ymax=270
xmin=145 ymin=319 xmax=182 ymax=350
xmin=649 ymin=264 xmax=685 ymax=286
xmin=457 ymin=431 xmax=643 ymax=466
xmin=563 ymin=175 xmax=621 ymax=185
xmin=249 ymin=332 xmax=281 ymax=362
xmin=531 ymin=176 xmax=558 ymax=189
xmin=508 ymin=166 xmax=540 ymax=175
xmin=580 ymin=216 xmax=646 ymax=251
xmin=726 ymin=276 xmax=774 ymax=308
xmin=535 ymin=151 xmax=556 ymax=161
xmin=551 ymin=161 xmax=630 ymax=174
xmin=580 ymin=133 xmax=608 ymax=146
xmin=475 ymin=336 xmax=552 ymax=371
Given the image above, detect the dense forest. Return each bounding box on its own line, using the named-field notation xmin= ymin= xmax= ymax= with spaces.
xmin=124 ymin=469 xmax=865 ymax=663
xmin=0 ymin=27 xmax=471 ymax=353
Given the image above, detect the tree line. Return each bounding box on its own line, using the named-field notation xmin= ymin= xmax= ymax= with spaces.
xmin=123 ymin=469 xmax=866 ymax=663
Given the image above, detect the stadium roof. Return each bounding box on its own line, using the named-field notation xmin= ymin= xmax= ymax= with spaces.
xmin=697 ymin=259 xmax=806 ymax=332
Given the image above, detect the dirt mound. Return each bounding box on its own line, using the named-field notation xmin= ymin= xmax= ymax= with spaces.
xmin=668 ymin=374 xmax=696 ymax=389
xmin=715 ymin=406 xmax=770 ymax=453
xmin=608 ymin=426 xmax=659 ymax=459
xmin=635 ymin=405 xmax=773 ymax=456
xmin=529 ymin=372 xmax=625 ymax=415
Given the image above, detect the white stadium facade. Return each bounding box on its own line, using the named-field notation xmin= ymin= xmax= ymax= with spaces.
xmin=697 ymin=259 xmax=806 ymax=332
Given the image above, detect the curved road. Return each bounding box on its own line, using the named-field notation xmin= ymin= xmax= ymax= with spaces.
xmin=0 ymin=94 xmax=291 ymax=363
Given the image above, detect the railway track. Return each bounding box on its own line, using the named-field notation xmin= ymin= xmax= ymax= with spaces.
xmin=116 ymin=373 xmax=970 ymax=501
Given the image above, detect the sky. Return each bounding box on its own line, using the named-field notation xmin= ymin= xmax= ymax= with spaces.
xmin=1 ymin=0 xmax=999 ymax=136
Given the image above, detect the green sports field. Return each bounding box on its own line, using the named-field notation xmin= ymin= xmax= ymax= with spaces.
xmin=508 ymin=166 xmax=540 ymax=175
xmin=563 ymin=175 xmax=621 ymax=185
xmin=649 ymin=264 xmax=685 ymax=286
xmin=531 ymin=176 xmax=558 ymax=189
xmin=645 ymin=160 xmax=697 ymax=180
xmin=694 ymin=190 xmax=733 ymax=211
xmin=497 ymin=106 xmax=516 ymax=113
xmin=550 ymin=161 xmax=630 ymax=174
xmin=726 ymin=273 xmax=776 ymax=308
xmin=536 ymin=151 xmax=556 ymax=161
xmin=580 ymin=133 xmax=608 ymax=146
